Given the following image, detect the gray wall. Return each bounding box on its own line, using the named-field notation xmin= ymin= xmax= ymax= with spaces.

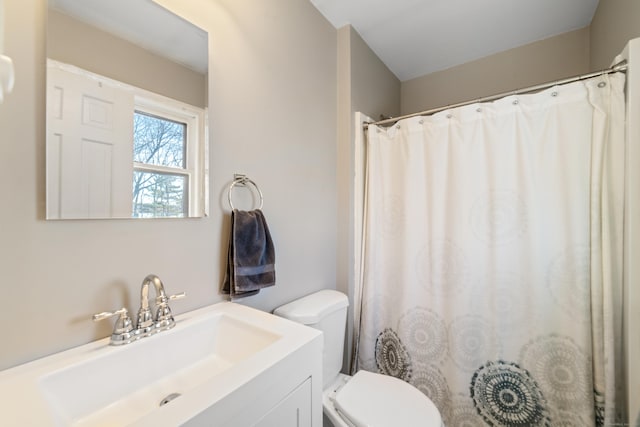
xmin=590 ymin=0 xmax=640 ymax=70
xmin=0 ymin=0 xmax=337 ymax=371
xmin=348 ymin=26 xmax=401 ymax=122
xmin=336 ymin=25 xmax=400 ymax=372
xmin=401 ymin=27 xmax=590 ymax=114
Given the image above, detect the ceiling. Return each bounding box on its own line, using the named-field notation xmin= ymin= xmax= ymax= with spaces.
xmin=310 ymin=0 xmax=600 ymax=81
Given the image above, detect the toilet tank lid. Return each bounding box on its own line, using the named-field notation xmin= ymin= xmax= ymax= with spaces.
xmin=273 ymin=290 xmax=348 ymax=324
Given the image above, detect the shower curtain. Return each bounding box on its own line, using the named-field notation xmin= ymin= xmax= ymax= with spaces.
xmin=357 ymin=73 xmax=626 ymax=426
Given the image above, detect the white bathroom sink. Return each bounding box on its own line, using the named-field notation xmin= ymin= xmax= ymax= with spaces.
xmin=0 ymin=301 xmax=322 ymax=426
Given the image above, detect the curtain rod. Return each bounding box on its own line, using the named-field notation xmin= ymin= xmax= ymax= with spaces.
xmin=364 ymin=60 xmax=628 ymax=129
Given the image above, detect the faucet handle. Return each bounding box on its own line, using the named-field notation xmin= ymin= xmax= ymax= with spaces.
xmin=154 ymin=292 xmax=186 ymax=331
xmin=153 ymin=292 xmax=186 ymax=308
xmin=92 ymin=307 xmax=126 ymax=321
xmin=92 ymin=307 xmax=138 ymax=346
xmin=169 ymin=292 xmax=186 ymax=301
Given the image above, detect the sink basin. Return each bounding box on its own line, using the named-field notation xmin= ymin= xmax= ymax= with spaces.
xmin=41 ymin=309 xmax=280 ymax=426
xmin=0 ymin=301 xmax=322 ymax=426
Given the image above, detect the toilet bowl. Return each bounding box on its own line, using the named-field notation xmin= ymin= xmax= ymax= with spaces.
xmin=274 ymin=290 xmax=443 ymax=427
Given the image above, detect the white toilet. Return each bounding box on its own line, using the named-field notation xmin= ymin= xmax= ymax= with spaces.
xmin=274 ymin=290 xmax=443 ymax=427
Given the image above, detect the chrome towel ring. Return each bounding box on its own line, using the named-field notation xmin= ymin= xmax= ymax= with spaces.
xmin=228 ymin=174 xmax=264 ymax=210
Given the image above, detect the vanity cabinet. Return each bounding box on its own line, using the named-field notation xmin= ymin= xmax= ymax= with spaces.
xmin=185 ymin=364 xmax=319 ymax=427
xmin=254 ymin=377 xmax=312 ymax=427
xmin=180 ymin=314 xmax=323 ymax=427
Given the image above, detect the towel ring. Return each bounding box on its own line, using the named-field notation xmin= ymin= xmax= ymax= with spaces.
xmin=228 ymin=175 xmax=264 ymax=210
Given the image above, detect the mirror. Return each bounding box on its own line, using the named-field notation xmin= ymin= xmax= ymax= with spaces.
xmin=46 ymin=0 xmax=209 ymax=219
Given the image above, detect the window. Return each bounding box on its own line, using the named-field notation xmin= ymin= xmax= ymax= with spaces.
xmin=132 ymin=98 xmax=201 ymax=218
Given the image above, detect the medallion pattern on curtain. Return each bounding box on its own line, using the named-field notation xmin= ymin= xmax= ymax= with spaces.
xmin=358 ymin=73 xmax=626 ymax=426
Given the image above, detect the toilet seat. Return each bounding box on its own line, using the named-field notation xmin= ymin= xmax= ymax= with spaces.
xmin=333 ymin=370 xmax=442 ymax=427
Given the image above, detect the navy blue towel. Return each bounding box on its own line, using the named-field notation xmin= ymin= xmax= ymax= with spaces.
xmin=223 ymin=209 xmax=276 ymax=298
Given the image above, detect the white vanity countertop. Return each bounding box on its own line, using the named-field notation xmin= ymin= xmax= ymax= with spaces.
xmin=0 ymin=301 xmax=322 ymax=426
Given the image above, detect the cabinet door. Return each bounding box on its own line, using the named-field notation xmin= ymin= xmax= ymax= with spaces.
xmin=253 ymin=378 xmax=312 ymax=427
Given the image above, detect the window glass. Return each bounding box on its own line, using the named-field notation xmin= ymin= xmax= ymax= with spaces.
xmin=133 ymin=111 xmax=186 ymax=168
xmin=132 ymin=171 xmax=188 ymax=218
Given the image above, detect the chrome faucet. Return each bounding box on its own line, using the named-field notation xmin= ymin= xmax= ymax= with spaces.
xmin=93 ymin=274 xmax=185 ymax=345
xmin=136 ymin=274 xmax=185 ymax=336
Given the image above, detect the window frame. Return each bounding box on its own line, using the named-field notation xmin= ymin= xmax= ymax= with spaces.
xmin=132 ymin=94 xmax=205 ymax=218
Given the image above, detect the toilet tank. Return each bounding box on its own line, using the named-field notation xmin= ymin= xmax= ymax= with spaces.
xmin=273 ymin=290 xmax=349 ymax=387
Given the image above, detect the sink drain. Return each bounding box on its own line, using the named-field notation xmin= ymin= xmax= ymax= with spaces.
xmin=159 ymin=392 xmax=181 ymax=407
